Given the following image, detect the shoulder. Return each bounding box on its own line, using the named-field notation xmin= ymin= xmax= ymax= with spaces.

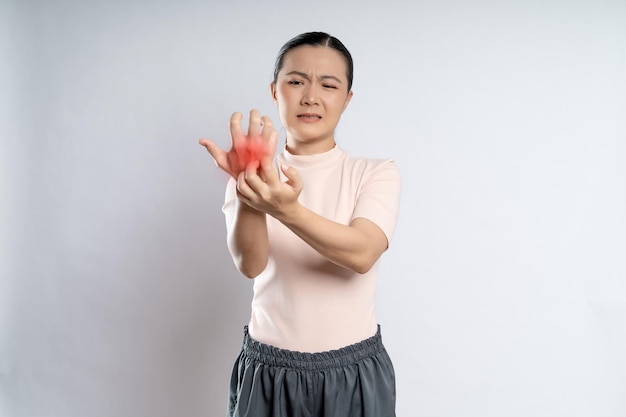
xmin=340 ymin=150 xmax=401 ymax=182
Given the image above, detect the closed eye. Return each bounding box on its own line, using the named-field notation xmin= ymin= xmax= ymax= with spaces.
xmin=322 ymin=84 xmax=338 ymax=89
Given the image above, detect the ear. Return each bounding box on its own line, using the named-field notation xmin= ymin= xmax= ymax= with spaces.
xmin=342 ymin=90 xmax=354 ymax=112
xmin=270 ymin=82 xmax=278 ymax=105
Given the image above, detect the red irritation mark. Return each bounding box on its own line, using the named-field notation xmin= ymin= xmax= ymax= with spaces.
xmin=235 ymin=136 xmax=270 ymax=174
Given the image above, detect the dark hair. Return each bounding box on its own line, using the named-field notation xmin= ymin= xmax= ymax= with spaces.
xmin=273 ymin=32 xmax=354 ymax=91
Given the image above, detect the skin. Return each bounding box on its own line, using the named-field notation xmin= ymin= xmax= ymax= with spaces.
xmin=271 ymin=45 xmax=353 ymax=155
xmin=200 ymin=46 xmax=388 ymax=278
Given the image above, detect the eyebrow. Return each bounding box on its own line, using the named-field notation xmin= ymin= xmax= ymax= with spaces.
xmin=284 ymin=71 xmax=343 ymax=84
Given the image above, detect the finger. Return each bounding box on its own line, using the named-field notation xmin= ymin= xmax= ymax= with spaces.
xmin=280 ymin=163 xmax=303 ymax=191
xmin=236 ymin=170 xmax=254 ymax=199
xmin=199 ymin=138 xmax=227 ymax=167
xmin=235 ymin=187 xmax=256 ymax=209
xmin=235 ymin=189 xmax=252 ymax=207
xmin=230 ymin=112 xmax=246 ymax=150
xmin=260 ymin=115 xmax=278 ymax=160
xmin=259 ymin=157 xmax=280 ymax=186
xmin=245 ymin=160 xmax=260 ymax=181
xmin=228 ymin=112 xmax=249 ymax=169
xmin=267 ymin=128 xmax=278 ymax=160
xmin=260 ymin=115 xmax=274 ymax=137
xmin=244 ymin=160 xmax=268 ymax=193
xmin=247 ymin=109 xmax=262 ymax=138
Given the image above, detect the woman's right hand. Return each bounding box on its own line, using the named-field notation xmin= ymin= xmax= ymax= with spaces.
xmin=199 ymin=109 xmax=277 ymax=179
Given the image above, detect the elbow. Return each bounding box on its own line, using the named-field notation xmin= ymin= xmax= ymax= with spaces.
xmin=347 ymin=255 xmax=379 ymax=275
xmin=233 ymin=249 xmax=267 ymax=279
xmin=237 ymin=261 xmax=265 ymax=279
xmin=352 ymin=262 xmax=374 ymax=275
xmin=232 ymin=254 xmax=267 ymax=279
xmin=227 ymin=237 xmax=268 ymax=279
xmin=352 ymin=265 xmax=371 ymax=275
xmin=347 ymin=243 xmax=387 ymax=274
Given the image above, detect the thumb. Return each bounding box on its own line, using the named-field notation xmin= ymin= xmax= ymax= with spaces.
xmin=280 ymin=163 xmax=303 ymax=191
xmin=199 ymin=138 xmax=227 ymax=167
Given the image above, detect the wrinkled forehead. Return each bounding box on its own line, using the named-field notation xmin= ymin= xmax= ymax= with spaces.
xmin=278 ymin=46 xmax=349 ymax=82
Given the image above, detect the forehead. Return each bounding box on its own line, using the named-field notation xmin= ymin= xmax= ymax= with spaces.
xmin=279 ymin=46 xmax=348 ymax=80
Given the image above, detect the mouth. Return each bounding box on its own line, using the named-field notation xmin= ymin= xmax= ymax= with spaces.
xmin=297 ymin=113 xmax=322 ymax=121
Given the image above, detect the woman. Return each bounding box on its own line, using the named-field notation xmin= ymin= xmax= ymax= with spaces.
xmin=200 ymin=32 xmax=401 ymax=417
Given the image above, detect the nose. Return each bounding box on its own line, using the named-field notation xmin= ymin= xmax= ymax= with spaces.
xmin=302 ymin=83 xmax=319 ymax=105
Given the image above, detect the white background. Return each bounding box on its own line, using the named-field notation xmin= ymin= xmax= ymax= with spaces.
xmin=2 ymin=0 xmax=625 ymax=416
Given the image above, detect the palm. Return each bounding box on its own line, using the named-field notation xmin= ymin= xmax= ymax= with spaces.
xmin=200 ymin=110 xmax=278 ymax=179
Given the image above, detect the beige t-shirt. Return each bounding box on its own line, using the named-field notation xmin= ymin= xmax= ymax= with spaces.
xmin=223 ymin=146 xmax=401 ymax=352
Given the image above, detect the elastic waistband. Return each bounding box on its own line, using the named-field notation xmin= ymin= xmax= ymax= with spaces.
xmin=241 ymin=325 xmax=385 ymax=371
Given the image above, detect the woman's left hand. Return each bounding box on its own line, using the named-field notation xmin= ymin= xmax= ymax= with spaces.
xmin=236 ymin=159 xmax=303 ymax=219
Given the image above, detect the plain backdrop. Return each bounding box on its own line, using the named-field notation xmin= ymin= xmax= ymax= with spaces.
xmin=1 ymin=0 xmax=625 ymax=416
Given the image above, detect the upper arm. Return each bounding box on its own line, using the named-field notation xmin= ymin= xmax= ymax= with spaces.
xmin=351 ymin=160 xmax=402 ymax=246
xmin=350 ymin=217 xmax=389 ymax=258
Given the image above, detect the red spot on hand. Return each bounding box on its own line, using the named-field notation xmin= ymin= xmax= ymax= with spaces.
xmin=247 ymin=136 xmax=269 ymax=163
xmin=236 ymin=136 xmax=270 ymax=174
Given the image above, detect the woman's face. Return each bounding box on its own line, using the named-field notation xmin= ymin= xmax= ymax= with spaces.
xmin=271 ymin=46 xmax=353 ymax=155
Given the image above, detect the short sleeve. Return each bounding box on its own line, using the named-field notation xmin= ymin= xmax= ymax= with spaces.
xmin=222 ymin=177 xmax=238 ymax=231
xmin=351 ymin=160 xmax=402 ymax=244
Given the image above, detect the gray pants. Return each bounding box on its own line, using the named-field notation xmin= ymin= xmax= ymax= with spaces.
xmin=228 ymin=325 xmax=396 ymax=417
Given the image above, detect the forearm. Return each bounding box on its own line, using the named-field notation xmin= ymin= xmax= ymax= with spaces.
xmin=274 ymin=204 xmax=387 ymax=274
xmin=227 ymin=199 xmax=269 ymax=278
xmin=233 ymin=161 xmax=390 ymax=274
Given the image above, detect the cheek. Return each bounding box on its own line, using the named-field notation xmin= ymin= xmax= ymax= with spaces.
xmin=276 ymin=101 xmax=293 ymax=124
xmin=277 ymin=89 xmax=298 ymax=108
xmin=328 ymin=100 xmax=346 ymax=117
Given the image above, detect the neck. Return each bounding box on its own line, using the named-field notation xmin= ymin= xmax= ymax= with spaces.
xmin=285 ymin=136 xmax=336 ymax=155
